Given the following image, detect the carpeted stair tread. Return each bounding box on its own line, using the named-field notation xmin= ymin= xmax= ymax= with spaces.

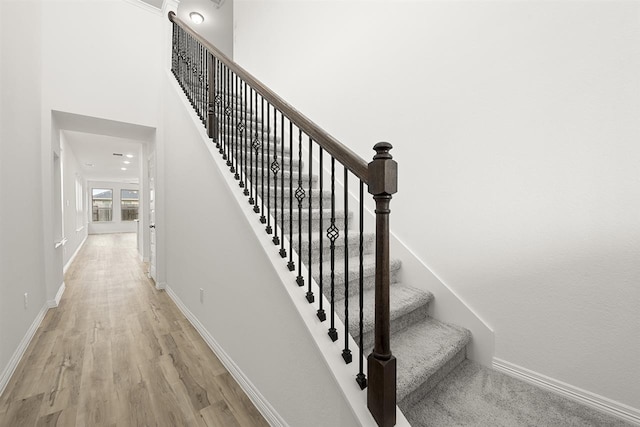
xmin=403 ymin=360 xmax=635 ymax=427
xmin=335 ymin=283 xmax=433 ymax=344
xmin=394 ymin=317 xmax=471 ymax=404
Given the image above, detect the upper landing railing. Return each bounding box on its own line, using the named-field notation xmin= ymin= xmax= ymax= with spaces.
xmin=168 ymin=11 xmax=398 ymax=427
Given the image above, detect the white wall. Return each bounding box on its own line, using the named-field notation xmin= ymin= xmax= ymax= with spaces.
xmin=60 ymin=135 xmax=88 ymax=268
xmin=87 ymin=181 xmax=139 ymax=235
xmin=41 ymin=1 xmax=163 ymax=128
xmin=162 ymin=74 xmax=360 ymax=426
xmin=0 ymin=0 xmax=48 ymax=388
xmin=177 ymin=0 xmax=234 ymax=58
xmin=234 ymin=1 xmax=640 ymax=409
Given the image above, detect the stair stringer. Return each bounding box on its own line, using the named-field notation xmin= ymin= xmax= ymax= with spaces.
xmin=165 ymin=72 xmax=411 ymax=427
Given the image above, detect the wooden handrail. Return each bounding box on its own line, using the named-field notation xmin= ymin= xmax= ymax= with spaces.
xmin=168 ymin=11 xmax=369 ymax=183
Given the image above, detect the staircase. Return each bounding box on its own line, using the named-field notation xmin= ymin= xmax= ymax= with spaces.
xmin=217 ymin=93 xmax=473 ymax=421
xmin=169 ymin=11 xmax=473 ymax=426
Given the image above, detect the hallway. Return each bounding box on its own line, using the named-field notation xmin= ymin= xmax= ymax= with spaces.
xmin=0 ymin=234 xmax=269 ymax=427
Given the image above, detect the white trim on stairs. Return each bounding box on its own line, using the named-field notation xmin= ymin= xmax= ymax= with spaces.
xmin=493 ymin=358 xmax=640 ymax=426
xmin=165 ymin=285 xmax=289 ymax=427
xmin=0 ymin=302 xmax=49 ymax=397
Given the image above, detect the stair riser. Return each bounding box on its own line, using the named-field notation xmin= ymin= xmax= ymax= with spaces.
xmin=315 ymin=268 xmax=400 ymax=302
xmin=398 ymin=347 xmax=467 ymax=411
xmin=359 ymin=305 xmax=429 ymax=353
xmin=247 ymin=173 xmax=318 ymax=188
xmin=256 ymin=193 xmax=331 ymax=209
xmin=218 ymin=132 xmax=292 ymax=155
xmin=219 ymin=154 xmax=303 ymax=171
xmin=279 ymin=218 xmax=351 ymax=235
xmin=294 ymin=237 xmax=375 ymax=265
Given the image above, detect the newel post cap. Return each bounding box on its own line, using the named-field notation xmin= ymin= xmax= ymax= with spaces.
xmin=368 ymin=142 xmax=398 ymax=196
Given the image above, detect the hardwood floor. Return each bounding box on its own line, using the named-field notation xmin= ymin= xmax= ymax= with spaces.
xmin=0 ymin=233 xmax=269 ymax=427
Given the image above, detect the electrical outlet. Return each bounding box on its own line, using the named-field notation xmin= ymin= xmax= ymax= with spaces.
xmin=200 ymin=288 xmax=204 ymax=303
xmin=24 ymin=292 xmax=28 ymax=309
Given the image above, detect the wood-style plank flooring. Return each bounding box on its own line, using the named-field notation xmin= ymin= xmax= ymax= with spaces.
xmin=0 ymin=233 xmax=269 ymax=427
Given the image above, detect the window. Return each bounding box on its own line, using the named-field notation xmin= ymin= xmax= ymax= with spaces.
xmin=121 ymin=189 xmax=139 ymax=221
xmin=92 ymin=188 xmax=113 ymax=221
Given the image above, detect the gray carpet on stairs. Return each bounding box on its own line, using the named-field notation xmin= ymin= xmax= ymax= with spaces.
xmin=404 ymin=360 xmax=634 ymax=427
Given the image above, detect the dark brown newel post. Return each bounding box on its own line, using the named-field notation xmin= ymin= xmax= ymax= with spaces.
xmin=367 ymin=142 xmax=398 ymax=427
xmin=206 ymin=52 xmax=218 ymax=142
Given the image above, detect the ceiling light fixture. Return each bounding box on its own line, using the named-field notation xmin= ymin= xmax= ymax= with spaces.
xmin=123 ymin=161 xmax=131 ymax=164
xmin=121 ymin=167 xmax=127 ymax=171
xmin=126 ymin=154 xmax=134 ymax=158
xmin=189 ymin=12 xmax=204 ymax=24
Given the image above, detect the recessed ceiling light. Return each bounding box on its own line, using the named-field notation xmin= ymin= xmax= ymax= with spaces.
xmin=190 ymin=12 xmax=204 ymax=24
xmin=85 ymin=163 xmax=95 ymax=167
xmin=123 ymin=161 xmax=131 ymax=164
xmin=121 ymin=167 xmax=127 ymax=171
xmin=126 ymin=154 xmax=134 ymax=158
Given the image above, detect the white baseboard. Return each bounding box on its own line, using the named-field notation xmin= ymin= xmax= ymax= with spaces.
xmin=165 ymin=285 xmax=289 ymax=427
xmin=0 ymin=302 xmax=49 ymax=397
xmin=63 ymin=234 xmax=87 ymax=274
xmin=155 ymin=281 xmax=166 ymax=290
xmin=48 ymin=282 xmax=66 ymax=308
xmin=493 ymin=358 xmax=640 ymax=426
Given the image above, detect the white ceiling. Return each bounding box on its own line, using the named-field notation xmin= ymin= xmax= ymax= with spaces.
xmin=63 ymin=130 xmax=143 ymax=183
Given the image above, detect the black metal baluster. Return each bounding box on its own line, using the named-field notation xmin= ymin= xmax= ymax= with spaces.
xmin=249 ymin=87 xmax=255 ymax=205
xmin=243 ymin=82 xmax=250 ymax=196
xmin=317 ymin=148 xmax=326 ymax=321
xmin=236 ymin=76 xmax=243 ymax=184
xmin=252 ymin=90 xmax=260 ymax=214
xmin=295 ymin=130 xmax=305 ymax=287
xmin=356 ymin=180 xmax=367 ymax=389
xmin=279 ymin=114 xmax=286 ymax=258
xmin=223 ymin=66 xmax=230 ymax=162
xmin=343 ymin=168 xmax=352 ymax=364
xmin=231 ymin=74 xmax=238 ymax=176
xmin=217 ymin=61 xmax=223 ymax=153
xmin=260 ymin=98 xmax=266 ymax=224
xmin=306 ymin=137 xmax=314 ymax=303
xmin=265 ymin=104 xmax=272 ymax=233
xmin=287 ymin=121 xmax=294 ymax=272
xmin=271 ymin=109 xmax=280 ymax=244
xmin=328 ymin=157 xmax=338 ymax=342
